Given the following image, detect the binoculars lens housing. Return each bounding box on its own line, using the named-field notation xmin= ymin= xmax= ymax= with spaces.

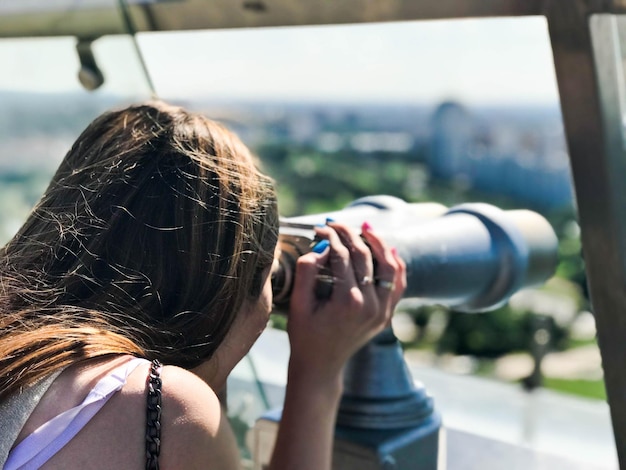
xmin=271 ymin=195 xmax=558 ymax=313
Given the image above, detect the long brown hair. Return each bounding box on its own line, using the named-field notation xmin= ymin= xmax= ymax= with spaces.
xmin=0 ymin=101 xmax=278 ymax=400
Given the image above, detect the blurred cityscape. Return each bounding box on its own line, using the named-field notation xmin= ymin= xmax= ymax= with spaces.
xmin=0 ymin=91 xmax=573 ymax=211
xmin=201 ymin=98 xmax=573 ymax=214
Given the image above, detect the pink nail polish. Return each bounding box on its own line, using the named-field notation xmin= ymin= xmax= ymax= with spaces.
xmin=391 ymin=247 xmax=398 ymax=256
xmin=362 ymin=221 xmax=373 ymax=232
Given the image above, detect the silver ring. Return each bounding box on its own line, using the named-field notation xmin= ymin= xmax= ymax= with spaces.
xmin=359 ymin=276 xmax=373 ymax=286
xmin=375 ymin=278 xmax=395 ymax=291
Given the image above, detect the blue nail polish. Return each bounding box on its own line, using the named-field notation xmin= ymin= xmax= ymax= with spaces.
xmin=315 ymin=223 xmax=325 ymax=227
xmin=312 ymin=239 xmax=330 ymax=253
xmin=325 ymin=217 xmax=335 ymax=224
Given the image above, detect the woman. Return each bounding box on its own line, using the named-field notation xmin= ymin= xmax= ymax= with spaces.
xmin=0 ymin=101 xmax=405 ymax=469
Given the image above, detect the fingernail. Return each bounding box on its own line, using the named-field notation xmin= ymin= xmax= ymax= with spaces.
xmin=315 ymin=223 xmax=325 ymax=227
xmin=312 ymin=239 xmax=330 ymax=253
xmin=361 ymin=221 xmax=373 ymax=232
xmin=391 ymin=247 xmax=398 ymax=256
xmin=325 ymin=217 xmax=335 ymax=224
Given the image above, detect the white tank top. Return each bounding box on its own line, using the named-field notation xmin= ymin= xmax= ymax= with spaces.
xmin=4 ymin=357 xmax=149 ymax=470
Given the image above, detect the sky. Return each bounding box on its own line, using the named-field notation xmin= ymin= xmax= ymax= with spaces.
xmin=1 ymin=16 xmax=560 ymax=105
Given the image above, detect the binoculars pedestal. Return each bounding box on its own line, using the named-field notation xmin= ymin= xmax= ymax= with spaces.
xmin=249 ymin=327 xmax=443 ymax=469
xmin=331 ymin=422 xmax=443 ymax=470
xmin=333 ymin=327 xmax=442 ymax=469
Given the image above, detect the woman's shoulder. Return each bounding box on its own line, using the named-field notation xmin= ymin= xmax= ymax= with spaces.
xmin=119 ymin=361 xmax=241 ymax=469
xmin=97 ymin=358 xmax=221 ymax=425
xmin=159 ymin=364 xmax=222 ymax=433
xmin=20 ymin=357 xmax=239 ymax=469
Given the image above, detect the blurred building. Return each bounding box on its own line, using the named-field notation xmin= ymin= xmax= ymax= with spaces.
xmin=429 ymin=101 xmax=574 ymax=211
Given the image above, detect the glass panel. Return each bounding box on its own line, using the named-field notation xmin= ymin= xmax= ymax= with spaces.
xmin=135 ymin=17 xmax=608 ymax=467
xmin=0 ymin=34 xmax=153 ymax=242
xmin=0 ymin=14 xmax=601 ymax=468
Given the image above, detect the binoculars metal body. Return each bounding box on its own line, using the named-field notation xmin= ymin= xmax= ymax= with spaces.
xmin=272 ymin=195 xmax=558 ymax=312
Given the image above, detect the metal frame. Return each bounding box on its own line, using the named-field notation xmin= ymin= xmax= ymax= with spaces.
xmin=0 ymin=1 xmax=543 ymax=38
xmin=547 ymin=3 xmax=626 ymax=468
xmin=3 ymin=0 xmax=626 ymax=466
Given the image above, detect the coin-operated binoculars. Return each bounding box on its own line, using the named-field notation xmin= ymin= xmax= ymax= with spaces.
xmin=250 ymin=195 xmax=558 ymax=470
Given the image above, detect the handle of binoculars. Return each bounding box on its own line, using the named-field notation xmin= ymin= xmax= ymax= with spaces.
xmin=271 ymin=195 xmax=558 ymax=313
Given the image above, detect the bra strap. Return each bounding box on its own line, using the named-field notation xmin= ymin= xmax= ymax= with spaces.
xmin=145 ymin=359 xmax=162 ymax=470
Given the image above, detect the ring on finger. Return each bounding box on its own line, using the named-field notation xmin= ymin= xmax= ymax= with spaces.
xmin=359 ymin=276 xmax=373 ymax=286
xmin=375 ymin=278 xmax=395 ymax=291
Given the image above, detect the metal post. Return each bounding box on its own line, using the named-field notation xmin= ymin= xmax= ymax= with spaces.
xmin=546 ymin=2 xmax=626 ymax=466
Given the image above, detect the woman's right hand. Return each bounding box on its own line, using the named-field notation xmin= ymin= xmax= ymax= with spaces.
xmin=272 ymin=223 xmax=405 ymax=470
xmin=286 ymin=221 xmax=406 ymax=387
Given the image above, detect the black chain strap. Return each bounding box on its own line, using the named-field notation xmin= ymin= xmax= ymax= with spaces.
xmin=146 ymin=359 xmax=162 ymax=470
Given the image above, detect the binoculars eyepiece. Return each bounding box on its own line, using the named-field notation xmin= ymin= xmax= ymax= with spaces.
xmin=271 ymin=195 xmax=558 ymax=313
